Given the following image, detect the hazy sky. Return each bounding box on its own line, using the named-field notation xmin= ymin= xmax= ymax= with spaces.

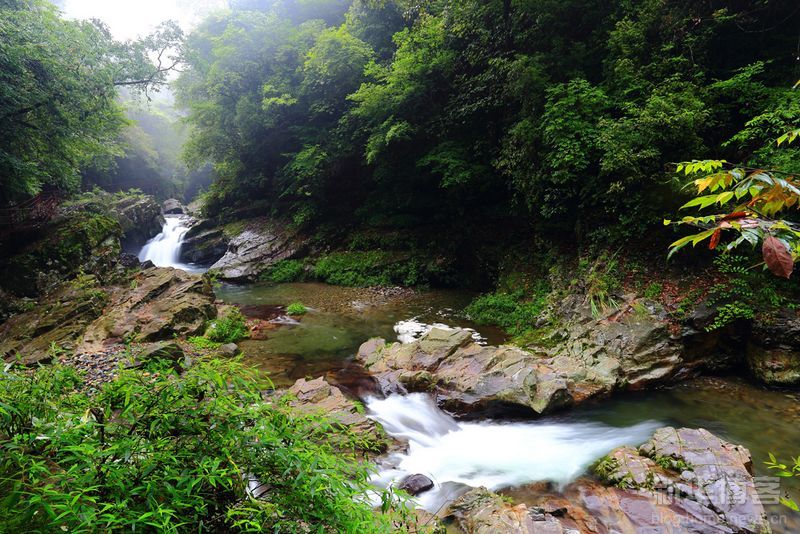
xmin=59 ymin=0 xmax=227 ymax=40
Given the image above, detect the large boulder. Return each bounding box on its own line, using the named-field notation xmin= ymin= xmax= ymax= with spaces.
xmin=357 ymin=307 xmax=690 ymax=416
xmin=209 ymin=217 xmax=306 ymax=281
xmin=561 ymin=427 xmax=769 ymax=533
xmin=111 ymin=193 xmax=163 ymax=246
xmin=450 ymin=428 xmax=769 ymax=534
xmin=80 ymin=266 xmax=216 ymax=352
xmin=0 ymin=277 xmax=108 ymax=365
xmin=279 ymin=377 xmax=390 ymax=453
xmin=0 ymin=212 xmax=121 ymax=297
xmin=747 ymin=310 xmax=800 ymax=386
xmin=162 ymin=198 xmax=183 ymax=214
xmin=448 ymin=487 xmax=568 ymax=534
xmin=179 ymin=225 xmax=228 ymax=265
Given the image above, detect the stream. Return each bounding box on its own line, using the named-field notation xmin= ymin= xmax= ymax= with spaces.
xmin=218 ymin=280 xmax=800 ymax=530
xmin=140 ymin=218 xmax=800 ymax=530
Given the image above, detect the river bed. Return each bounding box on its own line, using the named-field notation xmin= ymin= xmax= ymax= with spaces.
xmin=217 ymin=281 xmax=800 ymax=531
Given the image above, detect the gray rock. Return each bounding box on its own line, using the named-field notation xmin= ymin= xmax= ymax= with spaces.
xmin=356 ymin=303 xmax=693 ymax=416
xmin=209 ymin=217 xmax=306 ymax=281
xmin=747 ymin=310 xmax=800 ymax=385
xmin=398 ymin=474 xmax=434 ymax=496
xmin=80 ymin=267 xmax=216 ymax=352
xmin=112 ymin=194 xmax=163 ymax=246
xmin=448 ymin=487 xmax=562 ymax=533
xmin=118 ymin=252 xmax=140 ymax=268
xmin=219 ymin=343 xmax=241 ymax=357
xmin=163 ymin=198 xmax=183 ymax=214
xmin=179 ymin=227 xmax=228 ymax=265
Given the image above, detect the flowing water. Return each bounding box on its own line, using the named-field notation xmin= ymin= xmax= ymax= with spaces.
xmin=138 ymin=215 xmax=206 ymax=273
xmin=215 ymin=281 xmax=505 ymax=386
xmin=366 ymin=393 xmax=661 ymax=512
xmin=215 ymin=282 xmax=800 ymax=529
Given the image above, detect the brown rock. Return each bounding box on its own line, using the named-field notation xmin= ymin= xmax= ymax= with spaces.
xmin=80 ymin=267 xmax=216 ymax=352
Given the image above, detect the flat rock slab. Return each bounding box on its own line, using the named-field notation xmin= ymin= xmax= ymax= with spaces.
xmin=80 ymin=267 xmax=216 ymax=352
xmin=357 ymin=315 xmax=688 ymax=416
xmin=279 ymin=377 xmax=390 ymax=453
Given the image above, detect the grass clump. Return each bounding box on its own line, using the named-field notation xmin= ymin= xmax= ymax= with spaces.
xmin=205 ymin=307 xmax=248 ymax=343
xmin=286 ymin=302 xmax=307 ymax=316
xmin=187 ymin=335 xmax=222 ymax=350
xmin=465 ymin=280 xmax=550 ymax=338
xmin=313 ymin=251 xmax=428 ymax=287
xmin=260 ymin=260 xmax=306 ymax=283
xmin=0 ymin=360 xmax=415 ymax=532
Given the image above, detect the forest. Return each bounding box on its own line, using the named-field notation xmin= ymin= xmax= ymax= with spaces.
xmin=1 ymin=0 xmax=799 ymax=532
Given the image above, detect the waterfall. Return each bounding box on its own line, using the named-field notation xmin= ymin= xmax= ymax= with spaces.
xmin=366 ymin=393 xmax=660 ymax=512
xmin=138 ymin=216 xmax=205 ymax=273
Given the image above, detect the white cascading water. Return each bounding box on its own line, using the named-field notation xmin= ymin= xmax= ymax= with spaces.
xmin=366 ymin=393 xmax=661 ymax=512
xmin=138 ymin=216 xmax=204 ymax=272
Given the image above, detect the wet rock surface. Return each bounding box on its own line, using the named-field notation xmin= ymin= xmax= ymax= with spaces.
xmin=112 ymin=194 xmax=164 ymax=246
xmin=747 ymin=310 xmax=800 ymax=386
xmin=80 ymin=266 xmax=216 ymax=352
xmin=162 ymin=198 xmax=184 ymax=214
xmin=0 ymin=278 xmax=108 ymax=364
xmin=399 ymin=474 xmax=435 ymax=496
xmin=278 ymin=377 xmax=390 ymax=453
xmin=209 ymin=217 xmax=306 ymax=281
xmin=450 ymin=427 xmax=769 ymax=534
xmin=179 ymin=226 xmax=228 ymax=265
xmin=448 ymin=487 xmax=569 ymax=534
xmin=357 ymin=309 xmax=697 ymax=415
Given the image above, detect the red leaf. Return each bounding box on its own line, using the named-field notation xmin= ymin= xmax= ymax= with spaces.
xmin=721 ymin=211 xmax=747 ymax=221
xmin=708 ymin=228 xmax=721 ymax=250
xmin=762 ymin=236 xmax=794 ymax=279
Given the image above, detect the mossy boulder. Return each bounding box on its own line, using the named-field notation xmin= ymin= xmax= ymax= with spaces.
xmin=0 ymin=277 xmax=108 ymax=365
xmin=79 ymin=266 xmax=216 ymax=352
xmin=0 ymin=213 xmax=121 ymax=297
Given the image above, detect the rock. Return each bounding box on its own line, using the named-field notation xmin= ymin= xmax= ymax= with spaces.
xmin=131 ymin=341 xmax=187 ymax=370
xmin=0 ymin=212 xmax=121 ymax=297
xmin=80 ymin=267 xmax=216 ymax=352
xmin=209 ymin=217 xmax=306 ymax=281
xmin=111 ymin=193 xmax=163 ymax=246
xmin=515 ymin=427 xmax=769 ymax=534
xmin=747 ymin=310 xmax=800 ymax=385
xmin=179 ymin=227 xmax=228 ymax=265
xmin=163 ymin=198 xmax=183 ymax=214
xmin=118 ymin=252 xmax=140 ymax=268
xmin=357 ymin=309 xmax=694 ymax=416
xmin=219 ymin=343 xmax=241 ymax=357
xmin=279 ymin=377 xmax=390 ymax=453
xmin=0 ymin=278 xmax=108 ymax=364
xmin=399 ymin=474 xmax=434 ymax=496
xmin=448 ymin=487 xmax=565 ymax=533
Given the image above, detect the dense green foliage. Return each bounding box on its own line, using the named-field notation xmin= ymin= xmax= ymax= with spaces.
xmin=205 ymin=308 xmax=249 ymax=343
xmin=177 ymin=0 xmax=800 ymax=252
xmin=0 ymin=0 xmax=182 ymax=205
xmin=286 ymin=302 xmax=308 ymax=315
xmin=0 ymin=359 xmax=408 ymax=532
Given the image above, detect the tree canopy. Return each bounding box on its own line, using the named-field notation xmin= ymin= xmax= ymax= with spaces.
xmin=174 ymin=0 xmax=800 ymax=250
xmin=0 ymin=0 xmax=182 ymax=204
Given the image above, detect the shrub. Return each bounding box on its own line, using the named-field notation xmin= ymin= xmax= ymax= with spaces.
xmin=0 ymin=360 xmax=412 ymax=532
xmin=260 ymin=260 xmax=306 ymax=283
xmin=286 ymin=302 xmax=307 ymax=315
xmin=313 ymin=251 xmax=428 ymax=287
xmin=205 ymin=308 xmax=249 ymax=343
xmin=187 ymin=335 xmax=222 ymax=350
xmin=465 ymin=281 xmax=550 ymax=338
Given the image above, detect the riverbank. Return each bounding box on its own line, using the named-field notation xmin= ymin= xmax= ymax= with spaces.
xmin=1 ymin=191 xmax=798 ymax=532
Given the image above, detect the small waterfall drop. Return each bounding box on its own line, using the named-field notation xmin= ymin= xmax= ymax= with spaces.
xmin=366 ymin=393 xmax=660 ymax=512
xmin=138 ymin=216 xmax=205 ymax=273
